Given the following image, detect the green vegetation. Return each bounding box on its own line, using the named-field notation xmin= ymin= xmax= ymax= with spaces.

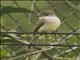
xmin=1 ymin=0 xmax=80 ymax=60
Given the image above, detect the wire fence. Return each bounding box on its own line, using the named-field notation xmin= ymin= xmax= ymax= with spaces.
xmin=1 ymin=0 xmax=80 ymax=60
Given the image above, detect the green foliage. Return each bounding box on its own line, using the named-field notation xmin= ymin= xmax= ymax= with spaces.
xmin=1 ymin=1 xmax=80 ymax=60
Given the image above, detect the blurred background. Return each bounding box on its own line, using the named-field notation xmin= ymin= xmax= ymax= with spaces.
xmin=1 ymin=0 xmax=80 ymax=60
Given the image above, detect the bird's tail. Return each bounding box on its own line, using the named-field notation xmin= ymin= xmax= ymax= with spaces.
xmin=28 ymin=34 xmax=39 ymax=49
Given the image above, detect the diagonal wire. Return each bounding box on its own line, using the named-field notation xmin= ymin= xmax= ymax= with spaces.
xmin=47 ymin=0 xmax=80 ymax=42
xmin=28 ymin=0 xmax=36 ymax=24
xmin=7 ymin=13 xmax=24 ymax=32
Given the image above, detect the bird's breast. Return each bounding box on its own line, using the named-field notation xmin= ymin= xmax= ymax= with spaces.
xmin=38 ymin=16 xmax=61 ymax=32
xmin=38 ymin=22 xmax=60 ymax=32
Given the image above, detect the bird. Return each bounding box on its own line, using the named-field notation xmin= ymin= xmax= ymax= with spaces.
xmin=28 ymin=10 xmax=61 ymax=49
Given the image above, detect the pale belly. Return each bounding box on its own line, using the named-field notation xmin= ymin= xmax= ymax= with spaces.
xmin=38 ymin=23 xmax=60 ymax=32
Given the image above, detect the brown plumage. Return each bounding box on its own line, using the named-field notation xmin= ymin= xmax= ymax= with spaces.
xmin=28 ymin=10 xmax=61 ymax=49
xmin=28 ymin=20 xmax=44 ymax=49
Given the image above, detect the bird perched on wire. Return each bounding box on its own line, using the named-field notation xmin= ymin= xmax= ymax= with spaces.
xmin=28 ymin=10 xmax=61 ymax=49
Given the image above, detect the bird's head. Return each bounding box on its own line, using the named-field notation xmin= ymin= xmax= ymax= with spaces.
xmin=38 ymin=10 xmax=57 ymax=21
xmin=38 ymin=10 xmax=55 ymax=17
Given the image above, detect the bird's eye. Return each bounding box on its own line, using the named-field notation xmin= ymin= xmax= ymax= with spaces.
xmin=44 ymin=13 xmax=48 ymax=16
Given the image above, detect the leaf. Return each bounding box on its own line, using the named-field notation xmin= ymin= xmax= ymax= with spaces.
xmin=1 ymin=6 xmax=36 ymax=16
xmin=1 ymin=47 xmax=10 ymax=57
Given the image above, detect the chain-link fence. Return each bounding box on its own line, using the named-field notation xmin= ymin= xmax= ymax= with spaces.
xmin=1 ymin=0 xmax=80 ymax=60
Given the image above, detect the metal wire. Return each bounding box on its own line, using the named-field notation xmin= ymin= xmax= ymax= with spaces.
xmin=1 ymin=32 xmax=80 ymax=35
xmin=1 ymin=1 xmax=80 ymax=60
xmin=1 ymin=1 xmax=80 ymax=46
xmin=1 ymin=43 xmax=80 ymax=46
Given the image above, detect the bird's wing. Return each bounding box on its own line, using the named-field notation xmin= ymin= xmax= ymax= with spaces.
xmin=33 ymin=20 xmax=44 ymax=33
xmin=28 ymin=20 xmax=44 ymax=49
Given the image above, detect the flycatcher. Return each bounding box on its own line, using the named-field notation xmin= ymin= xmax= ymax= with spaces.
xmin=28 ymin=10 xmax=61 ymax=48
